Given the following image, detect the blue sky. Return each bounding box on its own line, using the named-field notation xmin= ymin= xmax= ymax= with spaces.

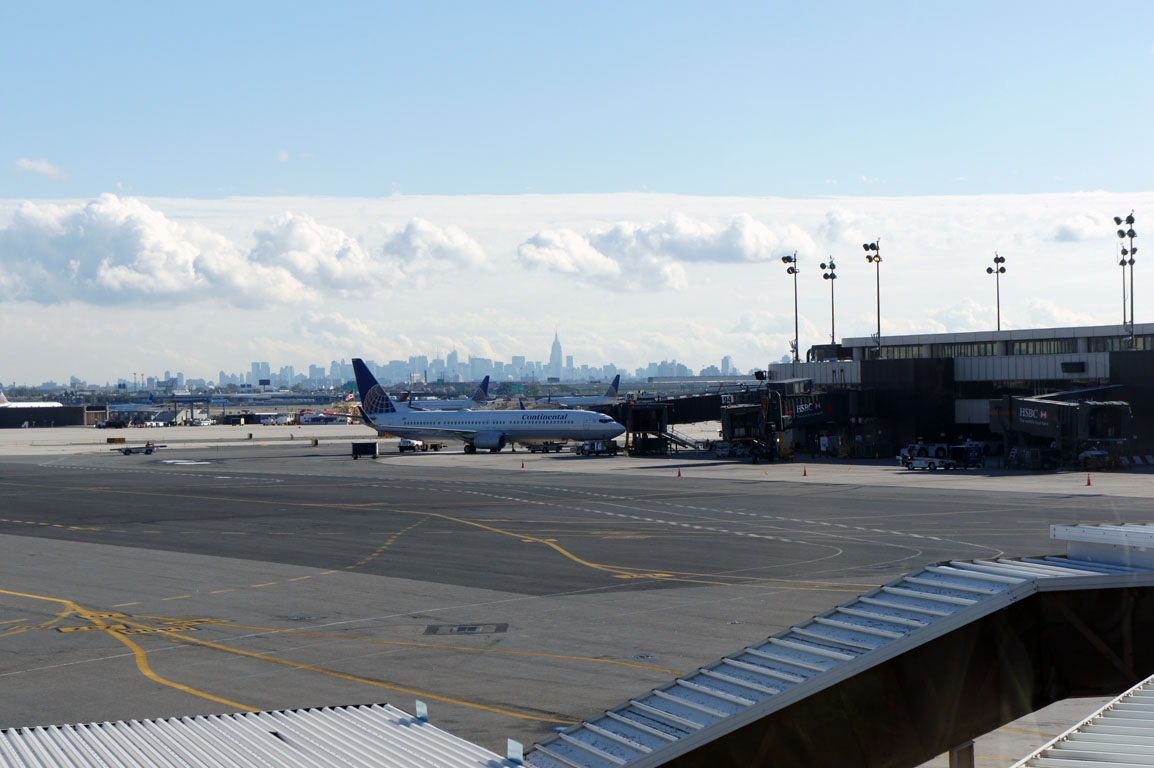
xmin=6 ymin=2 xmax=1153 ymax=198
xmin=2 ymin=3 xmax=1152 ymax=383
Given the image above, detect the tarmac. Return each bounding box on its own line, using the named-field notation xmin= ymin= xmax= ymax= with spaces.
xmin=0 ymin=424 xmax=1150 ymax=764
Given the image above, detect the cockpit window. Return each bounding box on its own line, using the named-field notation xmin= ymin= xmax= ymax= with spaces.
xmin=598 ymin=418 xmax=613 ymax=423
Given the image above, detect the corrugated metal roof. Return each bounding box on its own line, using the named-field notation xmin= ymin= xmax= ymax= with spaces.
xmin=0 ymin=704 xmax=517 ymax=768
xmin=1010 ymin=671 xmax=1154 ymax=767
xmin=524 ymin=555 xmax=1154 ymax=768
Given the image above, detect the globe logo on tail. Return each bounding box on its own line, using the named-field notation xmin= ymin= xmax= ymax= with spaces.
xmin=364 ymin=384 xmax=394 ymax=415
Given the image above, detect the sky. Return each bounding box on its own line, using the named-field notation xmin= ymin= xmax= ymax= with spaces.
xmin=2 ymin=2 xmax=1153 ymax=384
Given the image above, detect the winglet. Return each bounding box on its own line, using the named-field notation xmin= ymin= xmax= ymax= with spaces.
xmin=0 ymin=385 xmax=8 ymax=406
xmin=352 ymin=358 xmax=395 ymax=415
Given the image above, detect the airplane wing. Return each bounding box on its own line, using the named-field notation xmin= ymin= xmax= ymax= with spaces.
xmin=370 ymin=423 xmax=488 ymax=441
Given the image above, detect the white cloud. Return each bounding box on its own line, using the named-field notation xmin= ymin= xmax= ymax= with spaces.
xmin=0 ymin=195 xmax=486 ymax=307
xmin=381 ymin=217 xmax=488 ymax=282
xmin=4 ymin=189 xmax=1153 ymax=383
xmin=1054 ymin=213 xmax=1103 ymax=242
xmin=13 ymin=158 xmax=66 ymax=180
xmin=518 ymin=229 xmax=622 ymax=278
xmin=249 ymin=212 xmax=397 ymax=299
xmin=516 ymin=213 xmax=814 ymax=292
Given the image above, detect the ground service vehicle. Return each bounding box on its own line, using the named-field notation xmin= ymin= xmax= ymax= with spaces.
xmin=902 ymin=441 xmax=949 ymax=460
xmin=902 ymin=444 xmax=982 ymax=471
xmin=574 ymin=440 xmax=618 ymax=456
xmin=527 ymin=442 xmax=565 ymax=453
xmin=398 ymin=438 xmax=445 ymax=452
xmin=116 ymin=441 xmax=164 ymax=456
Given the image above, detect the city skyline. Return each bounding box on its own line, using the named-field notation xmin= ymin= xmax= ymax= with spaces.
xmin=21 ymin=335 xmax=742 ymax=391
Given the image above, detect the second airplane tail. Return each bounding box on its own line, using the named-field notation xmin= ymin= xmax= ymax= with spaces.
xmin=471 ymin=375 xmax=491 ymax=403
xmin=605 ymin=374 xmax=621 ymax=399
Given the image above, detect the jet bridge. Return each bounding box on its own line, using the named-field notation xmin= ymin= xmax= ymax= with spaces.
xmin=525 ymin=524 xmax=1154 ymax=768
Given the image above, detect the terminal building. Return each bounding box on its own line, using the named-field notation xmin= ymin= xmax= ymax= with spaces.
xmin=765 ymin=322 xmax=1154 ymax=461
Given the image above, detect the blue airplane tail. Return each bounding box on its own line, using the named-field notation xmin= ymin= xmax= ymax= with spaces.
xmin=352 ymin=358 xmax=396 ymax=415
xmin=605 ymin=374 xmax=621 ymax=399
xmin=471 ymin=375 xmax=490 ymax=403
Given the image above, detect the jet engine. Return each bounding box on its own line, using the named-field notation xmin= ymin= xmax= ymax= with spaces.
xmin=473 ymin=432 xmax=506 ymax=451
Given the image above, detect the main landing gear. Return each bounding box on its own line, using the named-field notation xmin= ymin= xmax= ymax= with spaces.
xmin=463 ymin=444 xmax=477 ymax=454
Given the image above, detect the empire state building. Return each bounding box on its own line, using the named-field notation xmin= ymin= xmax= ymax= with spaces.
xmin=548 ymin=331 xmax=563 ymax=379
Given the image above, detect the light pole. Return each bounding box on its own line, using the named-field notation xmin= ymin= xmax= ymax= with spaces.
xmin=986 ymin=253 xmax=1006 ymax=331
xmin=782 ymin=252 xmax=800 ymax=362
xmin=1115 ymin=211 xmax=1137 ymax=343
xmin=821 ymin=257 xmax=837 ymax=344
xmin=1120 ymin=248 xmax=1129 ymax=327
xmin=863 ymin=239 xmax=882 ymax=356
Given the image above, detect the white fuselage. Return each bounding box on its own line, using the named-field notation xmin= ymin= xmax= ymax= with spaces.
xmin=535 ymin=395 xmax=616 ymax=408
xmin=363 ymin=405 xmax=624 ymax=446
xmin=403 ymin=397 xmax=483 ymax=411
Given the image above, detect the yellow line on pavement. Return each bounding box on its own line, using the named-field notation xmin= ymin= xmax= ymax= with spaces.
xmin=220 ymin=622 xmax=681 ymax=674
xmin=0 ymin=589 xmax=255 ymax=711
xmin=137 ymin=625 xmax=575 ymax=725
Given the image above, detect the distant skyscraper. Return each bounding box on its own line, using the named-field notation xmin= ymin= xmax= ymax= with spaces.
xmin=548 ymin=331 xmax=563 ymax=379
xmin=722 ymin=355 xmax=733 ymax=376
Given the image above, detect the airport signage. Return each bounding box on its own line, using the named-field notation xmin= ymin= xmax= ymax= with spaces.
xmin=989 ymin=397 xmax=1062 ymax=437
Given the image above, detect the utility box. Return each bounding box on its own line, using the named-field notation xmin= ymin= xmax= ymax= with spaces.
xmin=351 ymin=442 xmax=379 ymax=460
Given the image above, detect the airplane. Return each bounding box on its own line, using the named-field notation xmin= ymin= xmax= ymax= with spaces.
xmin=401 ymin=376 xmax=490 ymax=411
xmin=535 ymin=375 xmax=620 ymax=409
xmin=353 ymin=359 xmax=623 ymax=453
xmin=0 ymin=385 xmax=62 ymax=408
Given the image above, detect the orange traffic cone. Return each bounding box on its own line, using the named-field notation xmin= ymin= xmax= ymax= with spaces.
xmin=803 ymin=466 xmax=808 ymax=477
xmin=521 ymin=461 xmax=525 ymax=469
xmin=1086 ymin=474 xmax=1091 ymax=487
xmin=677 ymin=467 xmax=682 ymax=477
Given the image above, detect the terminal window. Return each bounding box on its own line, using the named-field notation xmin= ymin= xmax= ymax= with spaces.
xmin=1088 ymin=335 xmax=1153 ymax=352
xmin=880 ymin=344 xmax=921 ymax=360
xmin=1008 ymin=339 xmax=1078 ymax=355
xmin=934 ymin=342 xmax=998 ymax=358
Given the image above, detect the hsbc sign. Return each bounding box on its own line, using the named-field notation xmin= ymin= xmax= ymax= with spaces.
xmin=989 ymin=397 xmax=1064 ymax=438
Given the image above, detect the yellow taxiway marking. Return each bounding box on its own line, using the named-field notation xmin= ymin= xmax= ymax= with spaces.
xmin=0 ymin=588 xmax=254 ymax=710
xmin=145 ymin=625 xmax=575 ymax=725
xmin=251 ymin=582 xmax=277 ymax=588
xmin=286 ymin=576 xmax=311 ymax=582
xmin=161 ymin=595 xmax=191 ymax=601
xmin=0 ymin=618 xmax=26 ymax=625
xmin=4 ymin=589 xmax=565 ymax=724
xmin=111 ymin=602 xmax=142 ymax=608
xmin=222 ymin=622 xmax=681 ymax=674
xmin=4 ymin=483 xmax=869 ymax=593
xmin=209 ymin=589 xmax=235 ymax=594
